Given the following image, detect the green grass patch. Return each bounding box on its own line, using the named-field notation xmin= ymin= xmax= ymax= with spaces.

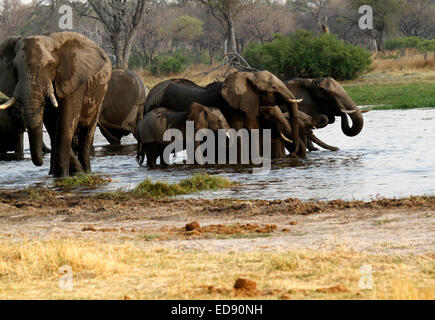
xmin=344 ymin=82 xmax=435 ymax=109
xmin=98 ymin=173 xmax=237 ymax=199
xmin=55 ymin=174 xmax=112 ymax=187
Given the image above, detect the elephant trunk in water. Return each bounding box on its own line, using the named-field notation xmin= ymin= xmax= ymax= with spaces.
xmin=340 ymin=102 xmax=364 ymax=137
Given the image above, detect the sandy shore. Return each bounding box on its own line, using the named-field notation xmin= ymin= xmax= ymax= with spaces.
xmin=1 ymin=191 xmax=433 ymax=255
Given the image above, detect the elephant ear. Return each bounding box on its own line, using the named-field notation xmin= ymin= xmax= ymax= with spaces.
xmin=52 ymin=33 xmax=109 ymax=99
xmin=187 ymin=103 xmax=208 ymax=131
xmin=0 ymin=37 xmax=20 ymax=97
xmin=221 ymin=72 xmax=260 ymax=117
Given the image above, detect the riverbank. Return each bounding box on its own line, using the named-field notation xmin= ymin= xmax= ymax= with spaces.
xmin=138 ymin=67 xmax=435 ymax=110
xmin=343 ymin=71 xmax=435 ymax=110
xmin=0 ymin=191 xmax=433 ymax=299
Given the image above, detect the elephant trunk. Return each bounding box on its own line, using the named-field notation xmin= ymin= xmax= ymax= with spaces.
xmin=341 ymin=108 xmax=364 ymax=137
xmin=28 ymin=124 xmax=44 ymax=166
xmin=23 ymin=78 xmax=47 ymax=167
xmin=287 ymin=101 xmax=300 ymax=155
xmin=308 ymin=133 xmax=339 ymax=152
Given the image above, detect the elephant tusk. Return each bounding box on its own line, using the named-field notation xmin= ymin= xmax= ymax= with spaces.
xmin=226 ymin=131 xmax=231 ymax=139
xmin=340 ymin=109 xmax=357 ymax=114
xmin=280 ymin=132 xmax=293 ymax=143
xmin=288 ymin=98 xmax=303 ymax=104
xmin=0 ymin=97 xmax=16 ymax=110
xmin=312 ymin=125 xmax=317 ymax=130
xmin=49 ymin=93 xmax=58 ymax=108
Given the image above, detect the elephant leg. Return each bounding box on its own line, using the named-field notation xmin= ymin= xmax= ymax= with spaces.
xmin=44 ymin=108 xmax=58 ymax=175
xmin=145 ymin=143 xmax=158 ymax=168
xmin=298 ymin=137 xmax=307 ymax=158
xmin=15 ymin=132 xmax=24 ymax=154
xmin=159 ymin=145 xmax=168 ymax=168
xmin=77 ymin=122 xmax=98 ymax=173
xmin=69 ymin=147 xmax=83 ymax=175
xmin=52 ymin=103 xmax=81 ymax=178
xmin=271 ymin=138 xmax=286 ymax=159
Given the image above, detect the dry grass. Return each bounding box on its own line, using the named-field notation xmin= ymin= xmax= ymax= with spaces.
xmin=0 ymin=239 xmax=433 ymax=300
xmin=137 ymin=54 xmax=435 ymax=92
xmin=372 ymin=50 xmax=435 ymax=73
xmin=138 ymin=64 xmax=230 ymax=89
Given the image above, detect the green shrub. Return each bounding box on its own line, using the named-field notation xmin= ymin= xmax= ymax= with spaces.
xmin=386 ymin=37 xmax=435 ymax=53
xmin=244 ymin=30 xmax=372 ymax=81
xmin=150 ymin=54 xmax=187 ymax=75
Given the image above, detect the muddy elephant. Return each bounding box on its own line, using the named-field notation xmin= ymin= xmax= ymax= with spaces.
xmin=137 ymin=102 xmax=230 ymax=167
xmin=286 ymin=77 xmax=363 ymax=151
xmin=98 ymin=68 xmax=149 ymax=145
xmin=145 ymin=71 xmax=302 ymax=158
xmin=0 ymin=32 xmax=112 ymax=177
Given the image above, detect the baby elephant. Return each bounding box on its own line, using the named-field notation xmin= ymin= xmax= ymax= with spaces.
xmin=137 ymin=102 xmax=230 ymax=167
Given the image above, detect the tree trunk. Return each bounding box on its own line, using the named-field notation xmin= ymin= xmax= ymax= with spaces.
xmin=227 ymin=11 xmax=237 ymax=54
xmin=112 ymin=32 xmax=124 ymax=68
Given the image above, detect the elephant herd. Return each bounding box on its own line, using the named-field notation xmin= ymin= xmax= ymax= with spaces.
xmin=0 ymin=31 xmax=364 ymax=177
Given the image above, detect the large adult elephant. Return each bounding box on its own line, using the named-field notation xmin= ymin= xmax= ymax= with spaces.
xmin=0 ymin=32 xmax=111 ymax=177
xmin=98 ymin=68 xmax=149 ymax=145
xmin=286 ymin=77 xmax=364 ymax=138
xmin=145 ymin=71 xmax=302 ymax=157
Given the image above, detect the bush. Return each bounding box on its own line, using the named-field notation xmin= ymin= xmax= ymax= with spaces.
xmin=150 ymin=54 xmax=187 ymax=76
xmin=244 ymin=30 xmax=372 ymax=81
xmin=386 ymin=37 xmax=435 ymax=53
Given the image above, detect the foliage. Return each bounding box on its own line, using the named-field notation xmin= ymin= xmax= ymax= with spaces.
xmin=149 ymin=53 xmax=187 ymax=75
xmin=244 ymin=30 xmax=372 ymax=81
xmin=386 ymin=37 xmax=435 ymax=53
xmin=167 ymin=15 xmax=204 ymax=42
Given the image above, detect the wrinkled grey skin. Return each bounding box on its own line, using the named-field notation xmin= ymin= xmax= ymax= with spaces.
xmin=144 ymin=71 xmax=302 ymax=159
xmin=0 ymin=32 xmax=111 ymax=177
xmin=0 ymin=42 xmax=49 ymax=156
xmin=98 ymin=68 xmax=149 ymax=145
xmin=136 ymin=102 xmax=230 ymax=167
xmin=286 ymin=77 xmax=363 ymax=151
xmin=286 ymin=77 xmax=363 ymax=137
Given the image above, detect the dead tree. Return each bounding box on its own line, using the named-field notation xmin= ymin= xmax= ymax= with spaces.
xmin=73 ymin=0 xmax=152 ymax=68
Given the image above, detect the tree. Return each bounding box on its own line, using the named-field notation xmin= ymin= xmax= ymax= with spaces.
xmin=166 ymin=15 xmax=204 ymax=51
xmin=73 ymin=0 xmax=153 ymax=68
xmin=195 ymin=0 xmax=248 ymax=55
xmin=346 ymin=0 xmax=407 ymax=52
xmin=398 ymin=0 xmax=435 ymax=38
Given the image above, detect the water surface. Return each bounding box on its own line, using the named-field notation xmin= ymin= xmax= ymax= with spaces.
xmin=0 ymin=109 xmax=434 ymax=201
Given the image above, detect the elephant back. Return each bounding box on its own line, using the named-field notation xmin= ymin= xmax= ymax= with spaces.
xmin=144 ymin=79 xmax=225 ymax=114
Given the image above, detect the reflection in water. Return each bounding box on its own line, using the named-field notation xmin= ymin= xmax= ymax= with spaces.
xmin=0 ymin=109 xmax=434 ymax=201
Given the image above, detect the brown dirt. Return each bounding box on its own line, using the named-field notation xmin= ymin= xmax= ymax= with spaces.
xmin=0 ymin=190 xmax=434 ymax=254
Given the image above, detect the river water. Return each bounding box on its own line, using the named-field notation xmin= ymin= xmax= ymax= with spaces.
xmin=0 ymin=109 xmax=434 ymax=201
